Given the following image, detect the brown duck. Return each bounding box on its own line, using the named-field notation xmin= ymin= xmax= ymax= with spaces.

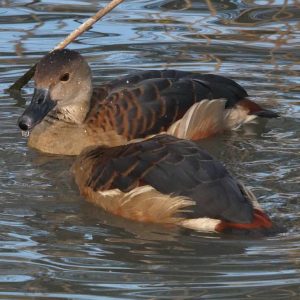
xmin=72 ymin=134 xmax=272 ymax=232
xmin=18 ymin=49 xmax=278 ymax=155
xmin=17 ymin=49 xmax=274 ymax=232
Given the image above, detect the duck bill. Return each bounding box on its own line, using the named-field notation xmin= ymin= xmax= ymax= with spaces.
xmin=18 ymin=88 xmax=57 ymax=131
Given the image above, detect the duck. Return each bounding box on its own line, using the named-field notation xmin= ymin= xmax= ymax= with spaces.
xmin=72 ymin=134 xmax=272 ymax=233
xmin=18 ymin=49 xmax=278 ymax=155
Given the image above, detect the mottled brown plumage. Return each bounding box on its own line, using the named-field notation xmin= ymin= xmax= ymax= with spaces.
xmin=18 ymin=49 xmax=278 ymax=155
xmin=72 ymin=134 xmax=272 ymax=231
xmin=86 ymin=70 xmax=274 ymax=140
xmin=16 ymin=50 xmax=274 ymax=232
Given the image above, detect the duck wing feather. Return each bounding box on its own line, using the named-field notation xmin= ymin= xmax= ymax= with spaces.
xmin=73 ymin=134 xmax=253 ymax=224
xmin=86 ymin=70 xmax=248 ymax=139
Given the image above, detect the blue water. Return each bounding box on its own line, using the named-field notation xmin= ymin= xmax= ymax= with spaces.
xmin=0 ymin=1 xmax=299 ymax=299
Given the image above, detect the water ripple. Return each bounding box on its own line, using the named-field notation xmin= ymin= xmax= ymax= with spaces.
xmin=0 ymin=0 xmax=299 ymax=299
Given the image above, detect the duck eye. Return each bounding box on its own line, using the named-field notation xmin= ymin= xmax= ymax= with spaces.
xmin=60 ymin=73 xmax=70 ymax=81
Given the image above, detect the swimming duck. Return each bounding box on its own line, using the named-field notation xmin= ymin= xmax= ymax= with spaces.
xmin=72 ymin=134 xmax=272 ymax=232
xmin=18 ymin=49 xmax=278 ymax=155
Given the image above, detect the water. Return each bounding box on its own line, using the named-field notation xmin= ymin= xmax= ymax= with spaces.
xmin=1 ymin=0 xmax=299 ymax=299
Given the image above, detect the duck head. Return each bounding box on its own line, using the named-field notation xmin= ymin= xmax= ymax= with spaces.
xmin=18 ymin=49 xmax=92 ymax=131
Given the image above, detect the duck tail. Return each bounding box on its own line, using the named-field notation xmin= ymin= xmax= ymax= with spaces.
xmin=166 ymin=98 xmax=279 ymax=141
xmin=223 ymin=98 xmax=279 ymax=130
xmin=215 ymin=183 xmax=272 ymax=232
xmin=167 ymin=99 xmax=227 ymax=140
xmin=237 ymin=98 xmax=279 ymax=118
xmin=215 ymin=209 xmax=272 ymax=232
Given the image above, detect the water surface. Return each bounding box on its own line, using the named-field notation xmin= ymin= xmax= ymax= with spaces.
xmin=0 ymin=0 xmax=299 ymax=299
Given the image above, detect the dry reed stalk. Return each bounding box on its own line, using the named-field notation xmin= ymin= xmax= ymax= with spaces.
xmin=9 ymin=0 xmax=124 ymax=91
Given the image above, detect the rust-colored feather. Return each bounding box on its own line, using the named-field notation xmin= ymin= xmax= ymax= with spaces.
xmin=85 ymin=70 xmax=258 ymax=141
xmin=72 ymin=134 xmax=260 ymax=226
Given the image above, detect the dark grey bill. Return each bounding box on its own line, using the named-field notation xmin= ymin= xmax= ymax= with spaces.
xmin=18 ymin=88 xmax=57 ymax=131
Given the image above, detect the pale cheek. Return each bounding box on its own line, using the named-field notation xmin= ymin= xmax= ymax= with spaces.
xmin=51 ymin=84 xmax=74 ymax=106
xmin=51 ymin=84 xmax=64 ymax=100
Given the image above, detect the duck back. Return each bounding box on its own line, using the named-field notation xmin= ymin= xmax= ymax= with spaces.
xmin=86 ymin=70 xmax=250 ymax=139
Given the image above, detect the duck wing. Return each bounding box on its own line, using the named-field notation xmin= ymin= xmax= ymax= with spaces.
xmin=87 ymin=70 xmax=249 ymax=139
xmin=73 ymin=134 xmax=253 ymax=224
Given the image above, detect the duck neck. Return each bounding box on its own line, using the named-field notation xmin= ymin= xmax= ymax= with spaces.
xmin=55 ymin=101 xmax=89 ymax=124
xmin=53 ymin=89 xmax=92 ymax=125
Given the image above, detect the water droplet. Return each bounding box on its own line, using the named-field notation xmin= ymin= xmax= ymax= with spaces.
xmin=21 ymin=130 xmax=30 ymax=137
